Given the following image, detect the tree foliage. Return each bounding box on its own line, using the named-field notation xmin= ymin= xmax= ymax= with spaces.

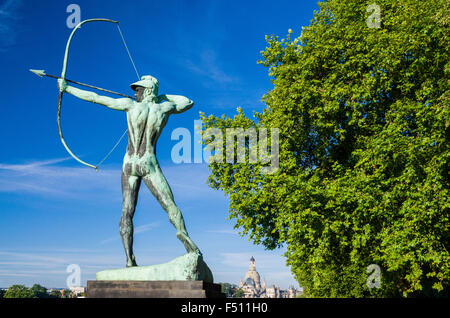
xmin=30 ymin=284 xmax=49 ymax=298
xmin=2 ymin=284 xmax=61 ymax=298
xmin=234 ymin=288 xmax=245 ymax=298
xmin=3 ymin=285 xmax=36 ymax=298
xmin=220 ymin=282 xmax=236 ymax=297
xmin=62 ymin=289 xmax=75 ymax=298
xmin=49 ymin=290 xmax=62 ymax=298
xmin=200 ymin=0 xmax=449 ymax=297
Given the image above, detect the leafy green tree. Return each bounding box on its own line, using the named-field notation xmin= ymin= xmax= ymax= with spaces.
xmin=220 ymin=283 xmax=232 ymax=297
xmin=62 ymin=289 xmax=75 ymax=298
xmin=220 ymin=283 xmax=238 ymax=297
xmin=233 ymin=288 xmax=245 ymax=298
xmin=200 ymin=0 xmax=449 ymax=297
xmin=0 ymin=289 xmax=5 ymax=298
xmin=30 ymin=284 xmax=49 ymax=298
xmin=3 ymin=285 xmax=35 ymax=298
xmin=49 ymin=290 xmax=62 ymax=298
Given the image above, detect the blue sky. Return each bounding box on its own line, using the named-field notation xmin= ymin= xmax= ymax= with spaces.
xmin=0 ymin=0 xmax=319 ymax=289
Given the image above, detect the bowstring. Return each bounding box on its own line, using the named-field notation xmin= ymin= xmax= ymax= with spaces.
xmin=95 ymin=23 xmax=139 ymax=170
xmin=116 ymin=23 xmax=140 ymax=80
xmin=95 ymin=128 xmax=129 ymax=170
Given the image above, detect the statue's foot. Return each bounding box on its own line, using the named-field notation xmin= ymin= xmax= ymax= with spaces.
xmin=176 ymin=232 xmax=201 ymax=256
xmin=126 ymin=261 xmax=137 ymax=267
xmin=126 ymin=256 xmax=137 ymax=267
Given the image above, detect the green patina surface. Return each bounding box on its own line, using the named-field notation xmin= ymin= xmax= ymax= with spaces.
xmin=96 ymin=252 xmax=213 ymax=283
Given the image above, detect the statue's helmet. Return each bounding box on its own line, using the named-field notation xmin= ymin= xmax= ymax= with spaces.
xmin=130 ymin=75 xmax=159 ymax=93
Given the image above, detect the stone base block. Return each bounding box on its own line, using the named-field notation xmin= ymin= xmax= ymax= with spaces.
xmin=86 ymin=280 xmax=225 ymax=298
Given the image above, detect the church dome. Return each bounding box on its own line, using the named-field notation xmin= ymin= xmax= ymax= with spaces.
xmin=243 ymin=256 xmax=261 ymax=290
xmin=244 ymin=270 xmax=261 ymax=288
xmin=245 ymin=277 xmax=256 ymax=287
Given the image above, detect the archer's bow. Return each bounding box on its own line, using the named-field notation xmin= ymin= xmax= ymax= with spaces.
xmin=57 ymin=18 xmax=139 ymax=170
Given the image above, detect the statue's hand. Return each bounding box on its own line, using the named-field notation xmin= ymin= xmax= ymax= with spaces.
xmin=58 ymin=78 xmax=68 ymax=92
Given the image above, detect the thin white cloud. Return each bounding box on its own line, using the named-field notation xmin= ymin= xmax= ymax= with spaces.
xmin=98 ymin=236 xmax=121 ymax=245
xmin=0 ymin=0 xmax=22 ymax=50
xmin=0 ymin=251 xmax=68 ymax=264
xmin=0 ymin=0 xmax=20 ymax=15
xmin=0 ymin=157 xmax=71 ymax=172
xmin=135 ymin=222 xmax=161 ymax=234
xmin=99 ymin=222 xmax=161 ymax=245
xmin=0 ymin=262 xmax=60 ymax=266
xmin=183 ymin=49 xmax=238 ymax=86
xmin=0 ymin=158 xmax=120 ymax=199
xmin=0 ymin=272 xmax=36 ymax=277
xmin=0 ymin=269 xmax=67 ymax=275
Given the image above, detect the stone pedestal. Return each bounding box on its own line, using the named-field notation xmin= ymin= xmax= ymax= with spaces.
xmin=86 ymin=280 xmax=225 ymax=298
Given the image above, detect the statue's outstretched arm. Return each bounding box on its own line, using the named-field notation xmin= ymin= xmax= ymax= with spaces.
xmin=60 ymin=80 xmax=134 ymax=111
xmin=160 ymin=94 xmax=193 ymax=114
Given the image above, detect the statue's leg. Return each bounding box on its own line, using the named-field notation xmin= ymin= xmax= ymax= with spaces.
xmin=120 ymin=171 xmax=141 ymax=267
xmin=142 ymin=168 xmax=201 ymax=255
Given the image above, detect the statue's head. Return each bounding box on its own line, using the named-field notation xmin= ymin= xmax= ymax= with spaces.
xmin=130 ymin=75 xmax=159 ymax=101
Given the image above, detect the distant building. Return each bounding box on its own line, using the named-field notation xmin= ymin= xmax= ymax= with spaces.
xmin=265 ymin=284 xmax=280 ymax=298
xmin=69 ymin=286 xmax=85 ymax=296
xmin=239 ymin=256 xmax=266 ymax=298
xmin=287 ymin=285 xmax=298 ymax=298
xmin=239 ymin=256 xmax=299 ymax=298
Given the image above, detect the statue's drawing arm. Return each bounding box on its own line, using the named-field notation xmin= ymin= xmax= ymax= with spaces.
xmin=58 ymin=79 xmax=134 ymax=111
xmin=159 ymin=94 xmax=194 ymax=114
